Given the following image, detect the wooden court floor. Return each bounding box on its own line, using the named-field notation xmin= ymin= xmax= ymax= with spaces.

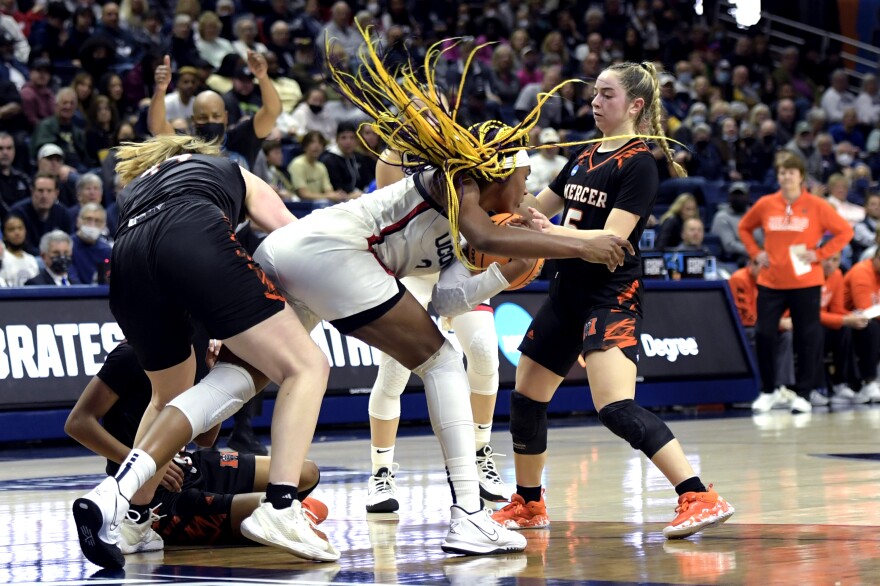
xmin=0 ymin=406 xmax=878 ymax=585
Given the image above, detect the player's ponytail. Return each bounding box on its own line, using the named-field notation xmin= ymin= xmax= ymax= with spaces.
xmin=606 ymin=61 xmax=686 ymax=178
xmin=115 ymin=135 xmax=222 ymax=185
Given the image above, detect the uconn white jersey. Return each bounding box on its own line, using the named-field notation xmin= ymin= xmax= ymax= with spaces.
xmin=321 ymin=173 xmax=455 ymax=277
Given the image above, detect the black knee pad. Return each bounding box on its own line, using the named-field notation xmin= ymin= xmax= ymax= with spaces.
xmin=598 ymin=399 xmax=675 ymax=458
xmin=509 ymin=390 xmax=549 ymax=455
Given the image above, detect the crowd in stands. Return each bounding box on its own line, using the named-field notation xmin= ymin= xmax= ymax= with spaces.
xmin=0 ymin=0 xmax=879 ymax=404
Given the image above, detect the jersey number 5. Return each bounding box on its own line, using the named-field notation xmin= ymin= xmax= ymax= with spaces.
xmin=563 ymin=209 xmax=583 ymax=229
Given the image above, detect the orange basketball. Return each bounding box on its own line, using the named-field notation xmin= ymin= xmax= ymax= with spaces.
xmin=464 ymin=213 xmax=545 ymax=291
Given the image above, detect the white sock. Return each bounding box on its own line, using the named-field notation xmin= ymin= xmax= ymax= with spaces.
xmin=447 ymin=456 xmax=481 ymax=513
xmin=114 ymin=449 xmax=157 ymax=501
xmin=371 ymin=444 xmax=395 ymax=475
xmin=474 ymin=422 xmax=492 ymax=451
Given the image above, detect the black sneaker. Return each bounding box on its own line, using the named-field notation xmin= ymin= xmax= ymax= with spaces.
xmin=227 ymin=429 xmax=268 ymax=456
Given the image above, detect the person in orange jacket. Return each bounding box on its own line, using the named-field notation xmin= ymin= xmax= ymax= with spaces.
xmin=820 ymin=251 xmax=869 ymax=405
xmin=843 ymin=248 xmax=880 ymax=402
xmin=738 ymin=151 xmax=853 ymax=413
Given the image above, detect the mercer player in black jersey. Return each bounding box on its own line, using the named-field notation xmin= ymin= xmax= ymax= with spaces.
xmin=71 ymin=135 xmax=339 ymax=569
xmin=493 ymin=61 xmax=735 ymax=539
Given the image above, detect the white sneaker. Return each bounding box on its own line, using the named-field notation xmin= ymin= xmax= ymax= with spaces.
xmin=856 ymin=380 xmax=880 ymax=403
xmin=441 ymin=506 xmax=527 ymax=556
xmin=831 ymin=383 xmax=857 ymax=405
xmin=809 ymin=390 xmax=830 ymax=407
xmin=366 ymin=464 xmax=400 ymax=513
xmin=476 ymin=445 xmax=514 ymax=503
xmin=119 ymin=506 xmax=164 ymax=554
xmin=751 ymin=388 xmax=790 ymax=413
xmin=780 ymin=388 xmax=812 ymax=413
xmin=72 ymin=476 xmax=129 ymax=569
xmin=240 ymin=500 xmax=340 ymax=562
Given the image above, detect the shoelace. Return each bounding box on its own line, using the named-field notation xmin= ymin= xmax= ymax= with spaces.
xmin=125 ymin=504 xmax=166 ymax=525
xmin=675 ymin=484 xmax=716 ymax=514
xmin=476 ymin=446 xmax=505 ymax=483
xmin=371 ymin=463 xmax=400 ymax=493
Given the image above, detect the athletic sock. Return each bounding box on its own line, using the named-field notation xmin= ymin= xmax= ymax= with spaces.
xmin=517 ymin=484 xmax=543 ymax=504
xmin=474 ymin=422 xmax=492 ymax=451
xmin=266 ymin=482 xmax=298 ymax=509
xmin=675 ymin=476 xmax=707 ymax=496
xmin=371 ymin=444 xmax=395 ymax=475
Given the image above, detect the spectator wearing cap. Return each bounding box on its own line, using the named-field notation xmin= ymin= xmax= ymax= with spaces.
xmin=31 ymin=88 xmax=94 ymax=172
xmin=163 ymin=66 xmax=200 ymax=122
xmin=658 ymin=72 xmax=689 ymax=122
xmin=195 ymin=12 xmax=234 ymax=69
xmin=284 ymin=86 xmax=337 ymax=145
xmin=9 ymin=172 xmax=73 ymax=254
xmin=710 ymin=181 xmax=752 ymax=266
xmin=0 ymin=132 xmax=29 ymax=218
xmin=516 ymin=46 xmax=542 ymax=88
xmin=223 ymin=64 xmax=262 ymax=126
xmin=785 ymin=121 xmax=816 ymax=170
xmin=319 ymin=122 xmax=376 ymax=198
xmin=455 ymin=81 xmax=503 ymax=128
xmin=232 ymin=15 xmax=267 ymax=62
xmin=19 ymin=58 xmax=54 ymax=130
xmin=149 ymin=50 xmax=281 ymax=173
xmin=35 ymin=143 xmax=78 ymax=207
xmin=526 ymin=127 xmax=568 ymax=194
xmin=855 ymin=74 xmax=880 ymax=126
xmin=288 ymin=35 xmax=322 ymax=91
xmin=206 ymin=53 xmax=239 ymax=95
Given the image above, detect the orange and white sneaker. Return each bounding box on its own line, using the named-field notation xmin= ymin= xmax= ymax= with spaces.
xmin=491 ymin=493 xmax=550 ymax=529
xmin=662 ymin=484 xmax=734 ymax=539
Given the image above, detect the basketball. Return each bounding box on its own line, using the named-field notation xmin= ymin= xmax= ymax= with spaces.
xmin=464 ymin=213 xmax=545 ymax=291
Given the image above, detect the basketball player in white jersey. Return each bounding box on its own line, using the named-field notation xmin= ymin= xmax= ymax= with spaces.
xmin=252 ymin=32 xmax=633 ymax=555
xmin=363 ymin=147 xmax=526 ymax=514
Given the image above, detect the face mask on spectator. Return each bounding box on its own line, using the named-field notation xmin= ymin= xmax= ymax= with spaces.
xmin=80 ymin=225 xmax=102 ymax=243
xmin=730 ymin=199 xmax=748 ymax=213
xmin=836 ymin=153 xmax=854 ymax=167
xmin=194 ymin=122 xmax=226 ymax=143
xmin=50 ymin=254 xmax=71 ymax=274
xmin=691 ymin=115 xmax=705 ymax=125
xmin=309 ymin=104 xmax=324 ymax=115
xmin=762 ymin=135 xmax=776 ymax=146
xmin=716 ymin=71 xmax=730 ymax=84
xmin=678 ymin=73 xmax=692 ymax=85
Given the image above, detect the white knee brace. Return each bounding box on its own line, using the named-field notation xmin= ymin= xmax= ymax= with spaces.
xmin=413 ymin=340 xmax=473 ymax=433
xmin=452 ymin=310 xmax=500 ymax=396
xmin=167 ymin=362 xmax=257 ymax=441
xmin=367 ymin=351 xmax=412 ymax=420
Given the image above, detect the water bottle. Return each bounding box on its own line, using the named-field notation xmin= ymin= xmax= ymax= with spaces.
xmin=704 ymin=256 xmax=718 ymax=280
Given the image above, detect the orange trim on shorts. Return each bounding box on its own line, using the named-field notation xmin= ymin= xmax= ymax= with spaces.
xmin=603 ymin=316 xmax=637 ymax=349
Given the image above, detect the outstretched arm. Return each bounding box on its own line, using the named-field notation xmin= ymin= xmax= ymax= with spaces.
xmin=249 ymin=51 xmax=282 ymax=139
xmin=147 ymin=55 xmax=175 ymax=136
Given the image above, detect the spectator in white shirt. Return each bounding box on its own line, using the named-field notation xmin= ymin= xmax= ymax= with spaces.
xmin=232 ymin=15 xmax=267 ymax=61
xmin=826 ymin=172 xmax=865 ymax=226
xmin=163 ymin=66 xmax=200 ymax=122
xmin=821 ymin=69 xmax=856 ymax=124
xmin=855 ymin=74 xmax=880 ymax=126
xmin=525 ymin=127 xmax=568 ymax=194
xmin=195 ymin=11 xmax=234 ymax=69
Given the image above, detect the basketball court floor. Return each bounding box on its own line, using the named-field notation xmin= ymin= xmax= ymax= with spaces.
xmin=1 ymin=405 xmax=878 ymax=585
